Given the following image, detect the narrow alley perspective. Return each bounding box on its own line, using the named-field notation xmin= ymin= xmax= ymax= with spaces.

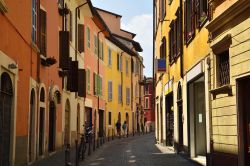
xmin=1 ymin=0 xmax=250 ymax=166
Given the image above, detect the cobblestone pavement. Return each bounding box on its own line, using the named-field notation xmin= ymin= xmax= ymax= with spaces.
xmin=81 ymin=133 xmax=201 ymax=166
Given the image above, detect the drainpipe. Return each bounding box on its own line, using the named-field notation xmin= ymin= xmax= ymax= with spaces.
xmin=97 ymin=29 xmax=105 ymax=139
xmin=152 ymin=0 xmax=156 ymax=137
xmin=75 ymin=1 xmax=88 ymax=61
xmin=180 ymin=0 xmax=184 ymax=78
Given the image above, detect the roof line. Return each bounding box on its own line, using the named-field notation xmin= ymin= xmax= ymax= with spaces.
xmin=95 ymin=7 xmax=122 ymax=18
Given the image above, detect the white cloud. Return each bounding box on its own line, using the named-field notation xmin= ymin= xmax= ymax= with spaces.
xmin=121 ymin=14 xmax=153 ymax=77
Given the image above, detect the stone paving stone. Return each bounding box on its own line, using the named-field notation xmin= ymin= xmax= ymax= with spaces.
xmin=82 ymin=133 xmax=201 ymax=166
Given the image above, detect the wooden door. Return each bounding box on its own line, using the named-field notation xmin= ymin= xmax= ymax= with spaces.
xmin=0 ymin=73 xmax=13 ymax=166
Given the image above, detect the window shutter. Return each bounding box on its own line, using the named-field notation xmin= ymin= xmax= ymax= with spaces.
xmin=173 ymin=21 xmax=177 ymax=58
xmin=100 ymin=77 xmax=102 ymax=96
xmin=87 ymin=69 xmax=90 ymax=92
xmin=195 ymin=0 xmax=200 ymax=28
xmin=78 ymin=69 xmax=86 ymax=97
xmin=191 ymin=0 xmax=195 ymax=35
xmin=184 ymin=1 xmax=187 ymax=43
xmin=40 ymin=9 xmax=46 ymax=56
xmin=78 ymin=24 xmax=84 ymax=53
xmin=69 ymin=11 xmax=72 ymax=41
xmin=59 ymin=31 xmax=69 ymax=70
xmin=70 ymin=61 xmax=79 ymax=92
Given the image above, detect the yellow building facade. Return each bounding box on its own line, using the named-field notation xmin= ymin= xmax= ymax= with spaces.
xmin=154 ymin=0 xmax=211 ymax=165
xmin=207 ymin=0 xmax=250 ymax=165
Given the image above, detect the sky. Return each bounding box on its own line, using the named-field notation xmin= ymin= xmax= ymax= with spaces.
xmin=91 ymin=0 xmax=153 ymax=77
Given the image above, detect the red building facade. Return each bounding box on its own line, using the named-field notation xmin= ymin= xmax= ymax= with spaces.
xmin=143 ymin=77 xmax=154 ymax=131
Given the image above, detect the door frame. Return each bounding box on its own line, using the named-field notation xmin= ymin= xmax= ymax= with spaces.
xmin=237 ymin=75 xmax=250 ymax=166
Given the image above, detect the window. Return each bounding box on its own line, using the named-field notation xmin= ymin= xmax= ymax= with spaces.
xmin=78 ymin=24 xmax=84 ymax=53
xmin=161 ymin=0 xmax=166 ymax=20
xmin=118 ymin=85 xmax=122 ymax=103
xmin=135 ymin=83 xmax=138 ymax=98
xmin=126 ymin=60 xmax=129 ymax=75
xmin=126 ymin=88 xmax=130 ymax=105
xmin=99 ymin=42 xmax=104 ymax=60
xmin=40 ymin=9 xmax=46 ymax=56
xmin=94 ymin=35 xmax=98 ymax=55
xmin=87 ymin=27 xmax=90 ymax=48
xmin=169 ymin=9 xmax=182 ymax=64
xmin=145 ymin=84 xmax=149 ymax=95
xmin=32 ymin=0 xmax=37 ymax=43
xmin=185 ymin=0 xmax=195 ymax=43
xmin=117 ymin=54 xmax=122 ymax=71
xmin=108 ymin=48 xmax=112 ymax=66
xmin=108 ymin=81 xmax=112 ymax=101
xmin=87 ymin=69 xmax=90 ymax=93
xmin=169 ymin=21 xmax=175 ymax=63
xmin=145 ymin=97 xmax=149 ymax=109
xmin=195 ymin=0 xmax=208 ymax=27
xmin=108 ymin=112 xmax=112 ymax=125
xmin=93 ymin=73 xmax=97 ymax=95
xmin=217 ymin=50 xmax=230 ymax=87
xmin=160 ymin=37 xmax=166 ymax=59
xmin=65 ymin=5 xmax=72 ymax=41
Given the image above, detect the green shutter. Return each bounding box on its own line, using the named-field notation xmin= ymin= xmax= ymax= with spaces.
xmin=100 ymin=77 xmax=102 ymax=96
xmin=87 ymin=69 xmax=90 ymax=91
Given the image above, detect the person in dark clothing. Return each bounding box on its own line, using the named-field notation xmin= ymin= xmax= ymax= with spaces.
xmin=115 ymin=120 xmax=121 ymax=138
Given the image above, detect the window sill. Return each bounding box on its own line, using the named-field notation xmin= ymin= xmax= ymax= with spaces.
xmin=210 ymin=84 xmax=233 ymax=99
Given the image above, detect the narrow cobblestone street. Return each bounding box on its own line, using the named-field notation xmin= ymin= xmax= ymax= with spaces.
xmin=81 ymin=133 xmax=200 ymax=166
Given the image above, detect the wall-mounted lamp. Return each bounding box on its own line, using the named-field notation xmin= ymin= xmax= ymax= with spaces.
xmin=8 ymin=63 xmax=17 ymax=69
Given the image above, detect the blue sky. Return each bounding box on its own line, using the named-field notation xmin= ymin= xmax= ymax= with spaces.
xmin=91 ymin=0 xmax=153 ymax=77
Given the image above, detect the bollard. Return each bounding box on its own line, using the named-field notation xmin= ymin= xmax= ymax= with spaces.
xmin=75 ymin=140 xmax=79 ymax=166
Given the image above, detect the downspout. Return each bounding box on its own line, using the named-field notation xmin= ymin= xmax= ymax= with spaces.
xmin=180 ymin=0 xmax=184 ymax=78
xmin=97 ymin=29 xmax=105 ymax=138
xmin=152 ymin=0 xmax=156 ymax=136
xmin=75 ymin=1 xmax=88 ymax=61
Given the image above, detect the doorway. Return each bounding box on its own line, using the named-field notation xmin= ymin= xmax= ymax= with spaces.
xmin=165 ymin=93 xmax=174 ymax=146
xmin=177 ymin=83 xmax=183 ymax=152
xmin=188 ymin=76 xmax=206 ymax=157
xmin=64 ymin=100 xmax=70 ymax=145
xmin=48 ymin=101 xmax=56 ymax=152
xmin=77 ymin=104 xmax=80 ymax=140
xmin=28 ymin=89 xmax=36 ymax=162
xmin=237 ymin=76 xmax=250 ymax=166
xmin=38 ymin=88 xmax=45 ymax=156
xmin=99 ymin=110 xmax=104 ymax=137
xmin=0 ymin=72 xmax=13 ymax=166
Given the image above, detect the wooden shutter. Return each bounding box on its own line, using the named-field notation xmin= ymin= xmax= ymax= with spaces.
xmin=100 ymin=77 xmax=102 ymax=96
xmin=184 ymin=1 xmax=187 ymax=43
xmin=69 ymin=11 xmax=72 ymax=41
xmin=173 ymin=20 xmax=177 ymax=58
xmin=195 ymin=0 xmax=200 ymax=28
xmin=69 ymin=61 xmax=78 ymax=92
xmin=59 ymin=31 xmax=69 ymax=70
xmin=87 ymin=69 xmax=90 ymax=91
xmin=191 ymin=0 xmax=195 ymax=35
xmin=78 ymin=69 xmax=86 ymax=97
xmin=40 ymin=9 xmax=46 ymax=56
xmin=78 ymin=24 xmax=84 ymax=53
xmin=67 ymin=58 xmax=72 ymax=91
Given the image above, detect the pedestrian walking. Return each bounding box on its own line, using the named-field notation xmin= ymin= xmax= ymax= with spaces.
xmin=122 ymin=121 xmax=127 ymax=137
xmin=115 ymin=120 xmax=121 ymax=139
xmin=141 ymin=123 xmax=144 ymax=135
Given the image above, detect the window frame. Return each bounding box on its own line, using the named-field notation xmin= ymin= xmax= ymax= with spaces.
xmin=108 ymin=48 xmax=112 ymax=67
xmin=32 ymin=0 xmax=38 ymax=44
xmin=108 ymin=81 xmax=112 ymax=101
